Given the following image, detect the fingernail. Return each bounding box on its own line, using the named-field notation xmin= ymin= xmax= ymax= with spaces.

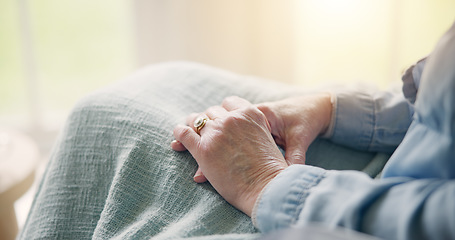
xmin=193 ymin=174 xmax=204 ymax=183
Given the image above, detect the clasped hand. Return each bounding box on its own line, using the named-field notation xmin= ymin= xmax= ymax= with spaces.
xmin=171 ymin=94 xmax=332 ymax=216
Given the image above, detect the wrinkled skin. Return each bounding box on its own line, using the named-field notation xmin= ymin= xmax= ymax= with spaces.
xmin=171 ymin=94 xmax=332 ymax=216
xmin=256 ymin=93 xmax=333 ymax=165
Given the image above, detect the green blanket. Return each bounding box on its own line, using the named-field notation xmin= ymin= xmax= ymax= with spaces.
xmin=19 ymin=62 xmax=388 ymax=239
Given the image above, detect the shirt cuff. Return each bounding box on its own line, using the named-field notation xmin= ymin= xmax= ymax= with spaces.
xmin=252 ymin=164 xmax=326 ymax=233
xmin=330 ymin=91 xmax=375 ymax=151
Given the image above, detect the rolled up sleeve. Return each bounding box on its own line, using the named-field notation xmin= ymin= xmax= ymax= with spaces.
xmin=329 ymin=89 xmax=413 ymax=153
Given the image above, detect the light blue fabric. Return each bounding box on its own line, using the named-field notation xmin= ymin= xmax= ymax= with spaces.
xmin=255 ymin=22 xmax=455 ymax=239
xmin=331 ymin=89 xmax=413 ymax=153
xmin=19 ymin=62 xmax=389 ymax=239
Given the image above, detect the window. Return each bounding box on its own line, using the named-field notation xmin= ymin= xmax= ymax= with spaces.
xmin=0 ymin=0 xmax=134 ymax=136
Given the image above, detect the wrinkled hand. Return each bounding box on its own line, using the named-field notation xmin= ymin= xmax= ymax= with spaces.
xmin=256 ymin=93 xmax=333 ymax=165
xmin=171 ymin=96 xmax=287 ymax=216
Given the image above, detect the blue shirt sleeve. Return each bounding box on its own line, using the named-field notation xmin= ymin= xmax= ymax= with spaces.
xmin=255 ymin=22 xmax=455 ymax=240
xmin=329 ymin=89 xmax=413 ymax=153
xmin=254 ymin=165 xmax=455 ymax=240
xmin=327 ymin=58 xmax=427 ymax=153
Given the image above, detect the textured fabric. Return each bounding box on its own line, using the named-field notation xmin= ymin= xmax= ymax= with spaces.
xmin=19 ymin=62 xmax=387 ymax=239
xmin=255 ymin=22 xmax=455 ymax=239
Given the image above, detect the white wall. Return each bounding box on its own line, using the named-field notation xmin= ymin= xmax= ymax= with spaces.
xmin=133 ymin=0 xmax=297 ymax=83
xmin=132 ymin=0 xmax=455 ymax=87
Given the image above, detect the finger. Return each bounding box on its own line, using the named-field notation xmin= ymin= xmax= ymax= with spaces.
xmin=170 ymin=140 xmax=187 ymax=151
xmin=222 ymin=96 xmax=252 ymax=111
xmin=256 ymin=103 xmax=281 ymax=135
xmin=193 ymin=167 xmax=208 ymax=183
xmin=204 ymin=105 xmax=228 ymax=120
xmin=284 ymin=139 xmax=306 ymax=165
xmin=186 ymin=113 xmax=200 ymax=127
xmin=285 ymin=149 xmax=306 ymax=165
xmin=173 ymin=124 xmax=201 ymax=152
xmin=187 ymin=113 xmax=210 ymax=134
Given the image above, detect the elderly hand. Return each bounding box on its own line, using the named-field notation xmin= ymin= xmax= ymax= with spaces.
xmin=256 ymin=93 xmax=333 ymax=165
xmin=171 ymin=96 xmax=287 ymax=216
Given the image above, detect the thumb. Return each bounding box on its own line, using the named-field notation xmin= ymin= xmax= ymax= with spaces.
xmin=283 ymin=131 xmax=311 ymax=165
xmin=284 ymin=142 xmax=307 ymax=165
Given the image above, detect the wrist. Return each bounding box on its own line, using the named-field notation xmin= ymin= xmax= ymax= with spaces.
xmin=238 ymin=164 xmax=285 ymax=217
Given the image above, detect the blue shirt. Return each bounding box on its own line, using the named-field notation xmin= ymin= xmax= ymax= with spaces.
xmin=254 ymin=22 xmax=455 ymax=240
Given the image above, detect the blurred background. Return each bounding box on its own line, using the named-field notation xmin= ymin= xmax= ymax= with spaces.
xmin=0 ymin=0 xmax=454 ymax=235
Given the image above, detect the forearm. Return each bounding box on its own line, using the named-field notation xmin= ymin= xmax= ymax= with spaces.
xmin=254 ymin=165 xmax=455 ymax=239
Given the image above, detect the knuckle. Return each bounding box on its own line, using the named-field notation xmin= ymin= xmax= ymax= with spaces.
xmin=222 ymin=96 xmax=238 ymax=105
xmin=256 ymin=103 xmax=272 ymax=116
xmin=223 ymin=107 xmax=267 ymax=127
xmin=245 ymin=105 xmax=260 ymax=114
xmin=288 ymin=151 xmax=306 ymax=164
xmin=186 ymin=113 xmax=199 ymax=125
xmin=174 ymin=125 xmax=192 ymax=139
xmin=223 ymin=115 xmax=238 ymax=126
xmin=205 ymin=106 xmax=219 ymax=115
xmin=181 ymin=127 xmax=194 ymax=138
xmin=245 ymin=106 xmax=266 ymax=120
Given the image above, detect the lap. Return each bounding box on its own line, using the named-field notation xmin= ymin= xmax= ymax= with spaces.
xmin=19 ymin=62 xmax=385 ymax=239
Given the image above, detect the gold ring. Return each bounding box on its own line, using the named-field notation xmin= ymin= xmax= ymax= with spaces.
xmin=194 ymin=117 xmax=209 ymax=134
